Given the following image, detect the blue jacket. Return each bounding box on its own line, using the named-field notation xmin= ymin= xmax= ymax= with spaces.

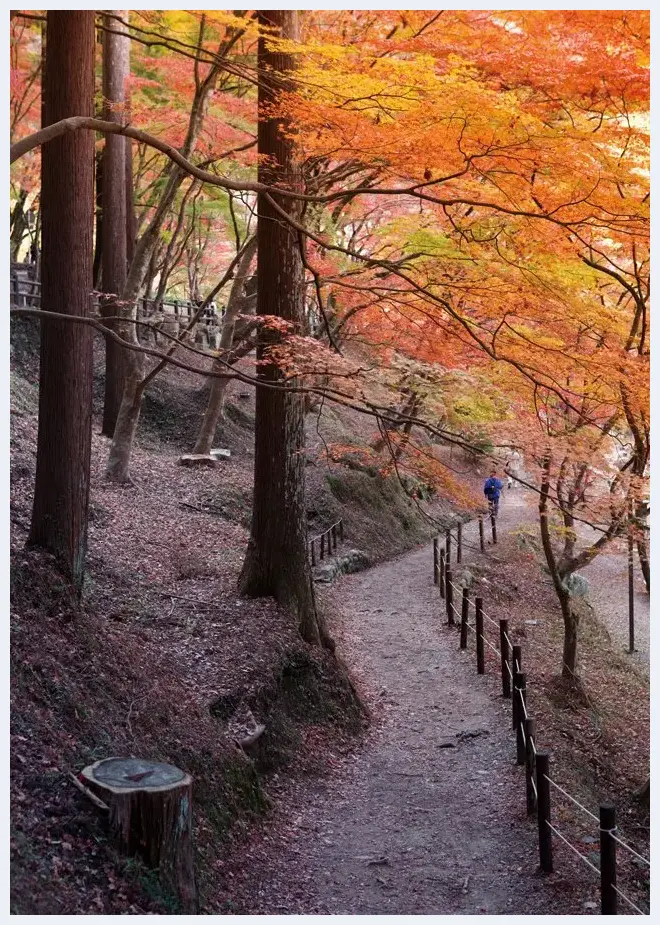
xmin=484 ymin=477 xmax=503 ymax=500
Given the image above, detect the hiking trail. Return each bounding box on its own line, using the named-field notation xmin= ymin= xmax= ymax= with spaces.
xmin=236 ymin=491 xmax=562 ymax=914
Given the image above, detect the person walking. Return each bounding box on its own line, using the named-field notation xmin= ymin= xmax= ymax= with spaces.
xmin=484 ymin=469 xmax=504 ymax=518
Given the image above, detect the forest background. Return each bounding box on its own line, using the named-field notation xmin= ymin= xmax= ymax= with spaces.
xmin=7 ymin=6 xmax=651 ymax=916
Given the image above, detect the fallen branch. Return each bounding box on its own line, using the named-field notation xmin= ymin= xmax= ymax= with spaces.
xmin=67 ymin=771 xmax=109 ymax=812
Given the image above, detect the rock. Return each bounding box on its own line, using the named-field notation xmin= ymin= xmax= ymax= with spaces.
xmin=178 ymin=454 xmax=219 ymax=468
xmin=313 ymin=549 xmax=371 ymax=584
xmin=209 ymin=448 xmax=231 ymax=459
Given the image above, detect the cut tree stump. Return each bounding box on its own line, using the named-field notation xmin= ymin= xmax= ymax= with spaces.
xmin=81 ymin=757 xmax=198 ymax=912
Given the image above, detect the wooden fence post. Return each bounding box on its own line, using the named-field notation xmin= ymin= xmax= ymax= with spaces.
xmin=433 ymin=537 xmax=439 ymax=585
xmin=479 ymin=517 xmax=485 ymax=552
xmin=310 ymin=540 xmax=316 ymax=567
xmin=525 ymin=717 xmax=537 ymax=815
xmin=457 ymin=523 xmax=462 ymax=564
xmin=320 ymin=533 xmax=325 ymax=560
xmin=514 ymin=672 xmax=526 ymax=765
xmin=499 ymin=619 xmax=511 ymax=698
xmin=536 ymin=752 xmax=553 ymax=873
xmin=600 ymin=803 xmax=617 ymax=915
xmin=339 ymin=519 xmax=344 ymax=543
xmin=512 ymin=645 xmax=522 ymax=728
xmin=446 ymin=569 xmax=455 ymax=625
xmin=332 ymin=524 xmax=337 ymax=551
xmin=491 ymin=514 xmax=497 ymax=544
xmin=460 ymin=588 xmax=469 ymax=649
xmin=475 ymin=597 xmax=484 ymax=673
xmin=439 ymin=549 xmax=445 ymax=599
xmin=445 ymin=530 xmax=451 ymax=565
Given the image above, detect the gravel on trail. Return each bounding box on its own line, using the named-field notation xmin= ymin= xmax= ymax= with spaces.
xmin=231 ymin=508 xmax=568 ymax=915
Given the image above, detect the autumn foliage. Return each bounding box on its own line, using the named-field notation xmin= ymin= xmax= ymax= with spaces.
xmin=10 ymin=10 xmax=649 ymax=671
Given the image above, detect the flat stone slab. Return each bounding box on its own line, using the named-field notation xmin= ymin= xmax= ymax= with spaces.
xmin=179 ymin=454 xmax=219 ymax=468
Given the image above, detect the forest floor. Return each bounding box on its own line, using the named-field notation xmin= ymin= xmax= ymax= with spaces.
xmin=10 ymin=323 xmax=649 ymax=915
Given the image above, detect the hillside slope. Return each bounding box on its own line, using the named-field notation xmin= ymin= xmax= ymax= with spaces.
xmin=10 ymin=319 xmax=469 ymax=913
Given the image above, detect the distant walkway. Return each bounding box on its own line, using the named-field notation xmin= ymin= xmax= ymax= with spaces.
xmin=578 ymin=538 xmax=649 ymax=672
xmin=509 ymin=488 xmax=650 ymax=672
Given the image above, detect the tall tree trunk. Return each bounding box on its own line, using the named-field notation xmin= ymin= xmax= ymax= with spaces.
xmin=637 ymin=537 xmax=650 ymax=593
xmin=559 ymin=589 xmax=580 ymax=679
xmin=106 ymin=38 xmax=220 ymax=483
xmin=100 ymin=10 xmax=130 ymax=437
xmin=28 ymin=11 xmax=95 ymax=592
xmin=238 ymin=11 xmax=329 ymax=648
xmin=539 ymin=450 xmax=580 ymax=679
xmin=125 ymin=135 xmax=136 ymax=269
xmin=193 ymin=237 xmax=257 ymax=455
xmin=92 ymin=148 xmax=104 ymax=287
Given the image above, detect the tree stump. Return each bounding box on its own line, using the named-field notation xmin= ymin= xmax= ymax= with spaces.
xmin=81 ymin=757 xmax=198 ymax=912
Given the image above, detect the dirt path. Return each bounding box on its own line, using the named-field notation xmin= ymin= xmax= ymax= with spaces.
xmin=578 ymin=541 xmax=649 ymax=671
xmin=507 ymin=489 xmax=650 ymax=672
xmin=235 ymin=495 xmax=565 ymax=914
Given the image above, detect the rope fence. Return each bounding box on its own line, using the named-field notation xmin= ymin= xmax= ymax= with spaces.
xmin=309 ymin=518 xmax=344 ymax=566
xmin=431 ymin=523 xmax=650 ymax=916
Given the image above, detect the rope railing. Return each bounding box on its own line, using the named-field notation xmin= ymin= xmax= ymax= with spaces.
xmin=612 ymin=884 xmax=647 ymax=915
xmin=546 ymin=821 xmax=601 ymax=875
xmin=480 ymin=634 xmax=501 ymax=657
xmin=543 ymin=775 xmax=599 ymax=823
xmin=610 ymin=833 xmax=651 ymax=867
xmin=544 ymin=818 xmax=648 ymax=916
xmin=430 ymin=527 xmax=650 ymax=917
xmin=309 ymin=518 xmax=344 ymax=566
xmin=309 ymin=518 xmax=343 ymax=545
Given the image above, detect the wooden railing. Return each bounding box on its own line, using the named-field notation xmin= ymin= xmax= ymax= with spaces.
xmin=9 ymin=261 xmax=225 ymax=350
xmin=309 ymin=518 xmax=344 ymax=566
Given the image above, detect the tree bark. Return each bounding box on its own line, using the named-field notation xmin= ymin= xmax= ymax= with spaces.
xmin=125 ymin=131 xmax=136 ymax=269
xmin=28 ymin=11 xmax=95 ymax=592
xmin=559 ymin=589 xmax=580 ymax=679
xmin=192 ymin=236 xmax=257 ymax=456
xmin=92 ymin=147 xmax=104 ymax=287
xmin=238 ymin=11 xmax=329 ymax=648
xmin=106 ymin=34 xmax=221 ymax=483
xmin=100 ymin=10 xmax=130 ymax=437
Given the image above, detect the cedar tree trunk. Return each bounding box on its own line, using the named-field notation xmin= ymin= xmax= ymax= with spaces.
xmin=100 ymin=10 xmax=130 ymax=436
xmin=28 ymin=11 xmax=95 ymax=592
xmin=238 ymin=10 xmax=329 ymax=648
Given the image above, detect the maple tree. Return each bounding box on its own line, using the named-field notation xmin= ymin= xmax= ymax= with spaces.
xmin=10 ymin=10 xmax=648 ymax=671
